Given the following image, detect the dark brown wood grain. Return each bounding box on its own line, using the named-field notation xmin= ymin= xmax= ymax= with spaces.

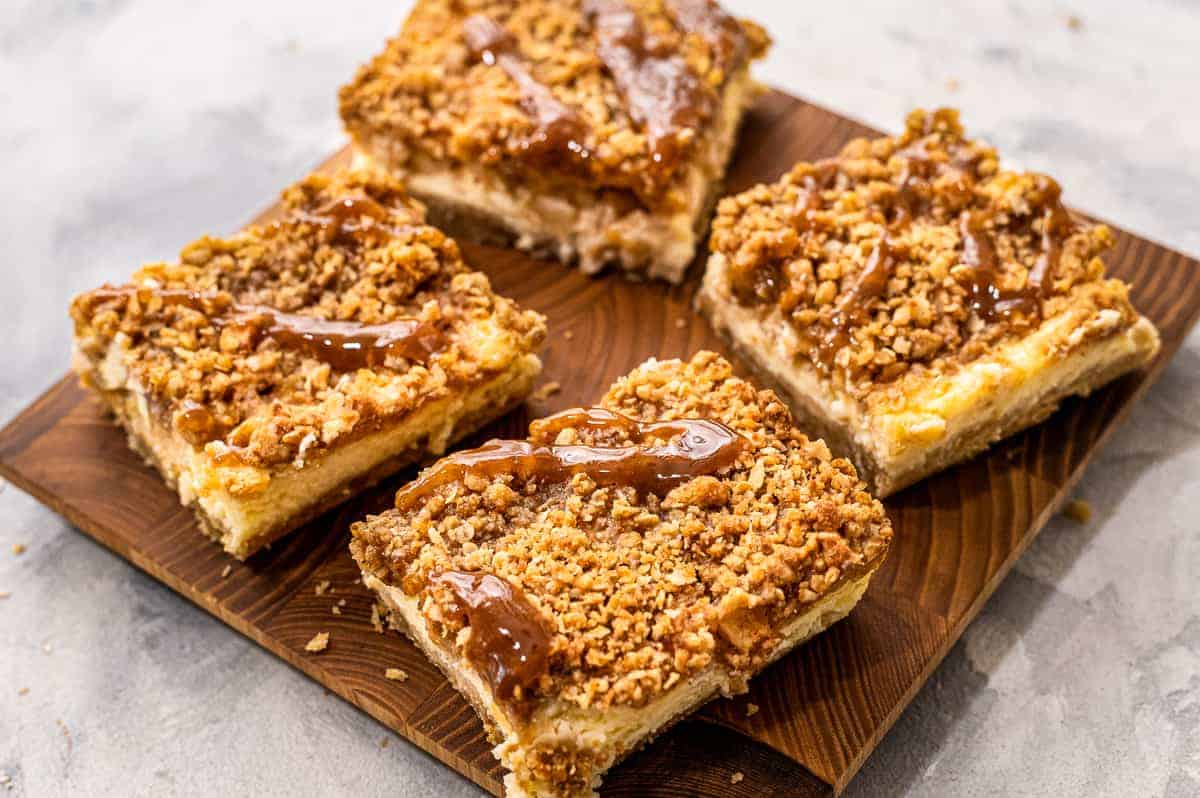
xmin=2 ymin=91 xmax=1197 ymax=797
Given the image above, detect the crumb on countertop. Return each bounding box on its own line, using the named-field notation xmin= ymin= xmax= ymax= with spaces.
xmin=17 ymin=687 xmax=29 ymax=696
xmin=745 ymin=703 xmax=759 ymax=717
xmin=1067 ymin=14 xmax=1084 ymax=31
xmin=305 ymin=632 xmax=330 ymax=653
xmin=0 ymin=591 xmax=10 ymax=600
xmin=1063 ymin=498 xmax=1092 ymax=523
xmin=731 ymin=771 xmax=744 ymax=784
xmin=11 ymin=544 xmax=25 ymax=556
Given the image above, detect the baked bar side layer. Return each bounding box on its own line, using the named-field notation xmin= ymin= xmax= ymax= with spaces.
xmin=364 ymin=567 xmax=876 ymax=798
xmin=74 ymin=342 xmax=542 ymax=559
xmin=347 ymin=68 xmax=759 ymax=283
xmin=699 ymin=253 xmax=1161 ymax=496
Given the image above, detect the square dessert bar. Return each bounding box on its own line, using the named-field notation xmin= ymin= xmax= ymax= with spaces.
xmin=698 ymin=109 xmax=1161 ymax=496
xmin=70 ymin=170 xmax=546 ymax=559
xmin=339 ymin=0 xmax=770 ymax=283
xmin=351 ymin=351 xmax=892 ymax=797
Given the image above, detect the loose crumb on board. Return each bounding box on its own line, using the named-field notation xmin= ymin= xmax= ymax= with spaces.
xmin=220 ymin=564 xmax=232 ymax=579
xmin=674 ymin=317 xmax=687 ymax=329
xmin=305 ymin=632 xmax=330 ymax=653
xmin=11 ymin=544 xmax=25 ymax=556
xmin=563 ymin=330 xmax=575 ymax=340
xmin=370 ymin=602 xmax=386 ymax=634
xmin=315 ymin=580 xmax=331 ymax=596
xmin=531 ymin=382 xmax=561 ymax=402
xmin=745 ymin=703 xmax=759 ymax=717
xmin=731 ymin=771 xmax=744 ymax=784
xmin=331 ymin=605 xmax=342 ymax=616
xmin=385 ymin=668 xmax=409 ymax=682
xmin=1063 ymin=499 xmax=1092 ymax=523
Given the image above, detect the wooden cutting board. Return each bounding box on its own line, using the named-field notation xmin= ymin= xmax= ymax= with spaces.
xmin=2 ymin=90 xmax=1198 ymax=797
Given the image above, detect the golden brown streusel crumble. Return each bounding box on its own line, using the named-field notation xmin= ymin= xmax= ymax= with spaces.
xmin=339 ymin=0 xmax=769 ymax=209
xmin=351 ymin=351 xmax=891 ymax=711
xmin=709 ymin=108 xmax=1144 ymax=408
xmin=70 ymin=170 xmax=546 ymax=481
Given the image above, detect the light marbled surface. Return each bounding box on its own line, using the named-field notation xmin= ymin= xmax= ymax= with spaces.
xmin=1 ymin=1 xmax=1198 ymax=795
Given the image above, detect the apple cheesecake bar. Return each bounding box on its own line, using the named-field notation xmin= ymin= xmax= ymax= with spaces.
xmin=351 ymin=351 xmax=892 ymax=797
xmin=339 ymin=0 xmax=770 ymax=283
xmin=70 ymin=170 xmax=546 ymax=559
xmin=698 ymin=108 xmax=1161 ymax=496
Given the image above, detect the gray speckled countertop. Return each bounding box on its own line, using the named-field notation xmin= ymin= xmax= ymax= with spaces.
xmin=1 ymin=2 xmax=1198 ymax=796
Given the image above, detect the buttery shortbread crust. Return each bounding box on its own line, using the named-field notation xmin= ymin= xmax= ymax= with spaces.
xmin=70 ymin=170 xmax=546 ymax=558
xmin=699 ymin=109 xmax=1161 ymax=495
xmin=339 ymin=0 xmax=770 ymax=282
xmin=351 ymin=352 xmax=892 ymax=797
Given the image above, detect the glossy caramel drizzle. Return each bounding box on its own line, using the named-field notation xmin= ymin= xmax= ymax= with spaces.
xmin=583 ymin=0 xmax=709 ymax=169
xmin=957 ymin=176 xmax=1076 ymax=322
xmin=812 ymin=236 xmax=900 ymax=372
xmin=82 ymin=287 xmax=446 ymax=372
xmin=462 ymin=15 xmax=592 ymax=165
xmin=1027 ymin=175 xmax=1075 ymax=293
xmin=285 ymin=195 xmax=415 ymax=246
xmin=394 ymin=407 xmax=746 ymax=511
xmin=429 ymin=571 xmax=551 ymax=701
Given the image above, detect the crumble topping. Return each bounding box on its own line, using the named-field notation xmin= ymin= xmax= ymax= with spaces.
xmin=351 ymin=351 xmax=892 ymax=711
xmin=339 ymin=0 xmax=769 ymax=208
xmin=70 ymin=170 xmax=546 ymax=485
xmin=709 ymin=108 xmax=1144 ymax=407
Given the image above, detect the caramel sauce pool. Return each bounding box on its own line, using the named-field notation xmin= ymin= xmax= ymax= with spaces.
xmin=429 ymin=571 xmax=551 ymax=702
